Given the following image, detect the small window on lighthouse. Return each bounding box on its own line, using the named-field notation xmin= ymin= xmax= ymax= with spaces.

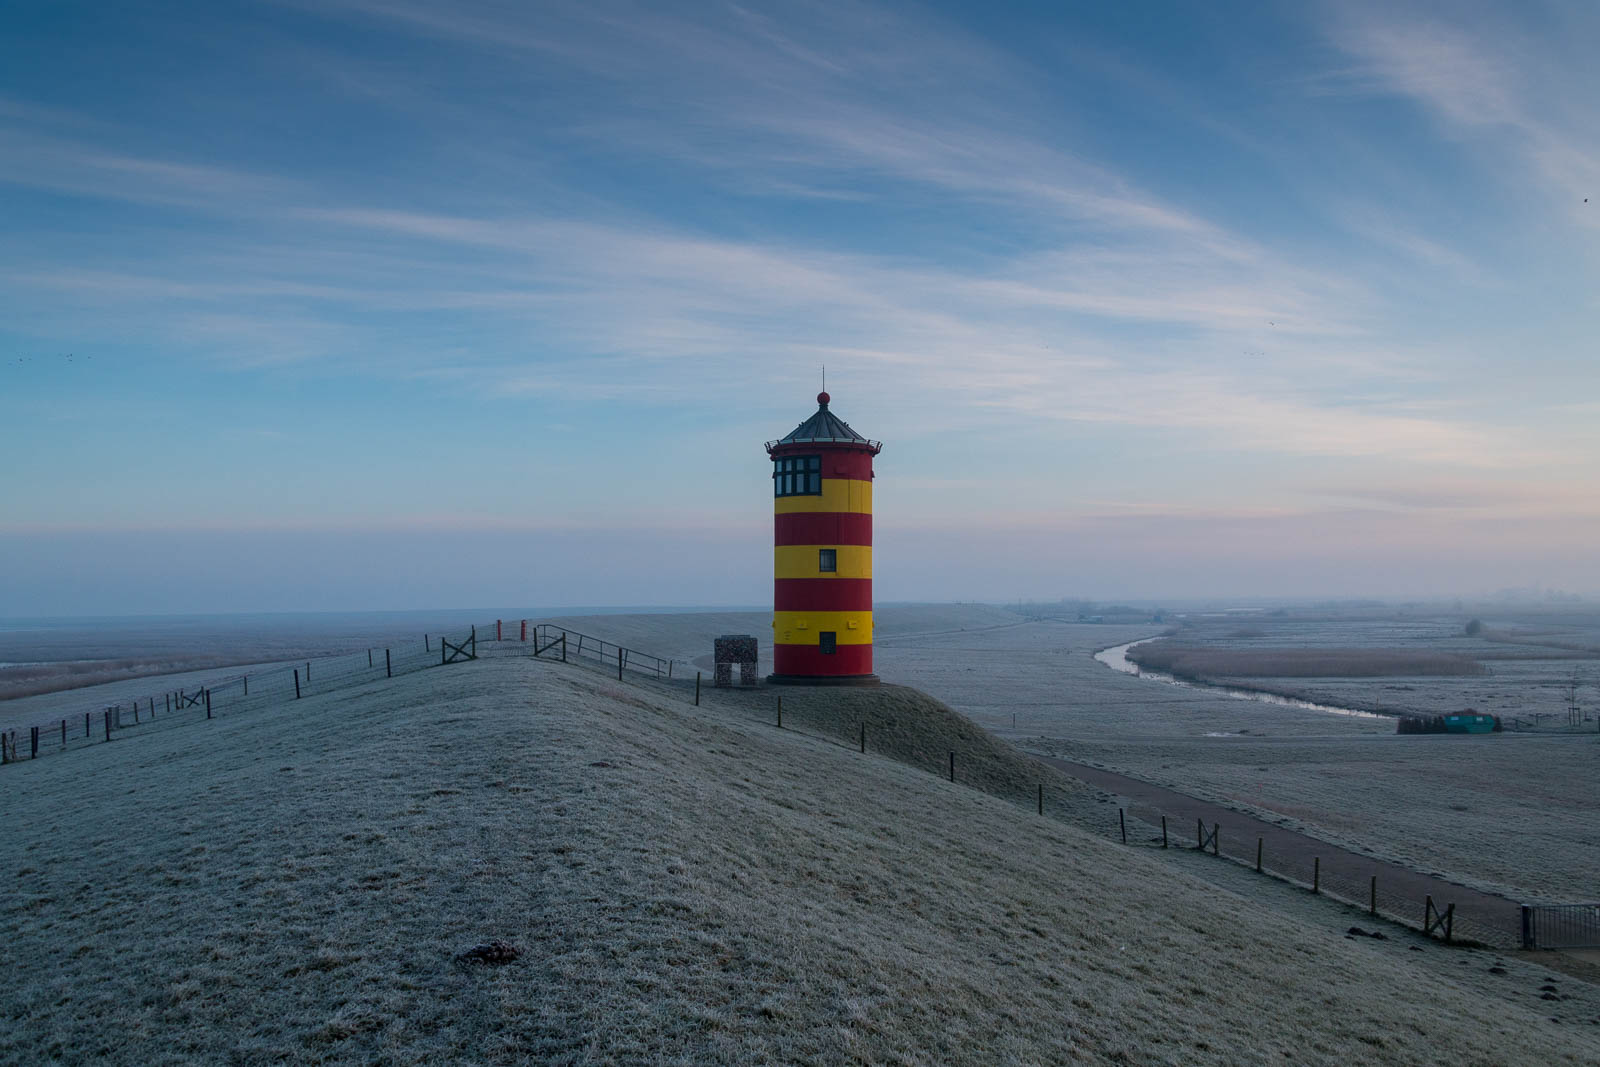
xmin=773 ymin=455 xmax=822 ymax=497
xmin=820 ymin=631 xmax=837 ymax=654
xmin=818 ymin=549 xmax=837 ymax=572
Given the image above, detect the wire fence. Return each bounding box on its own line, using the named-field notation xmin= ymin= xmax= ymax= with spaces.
xmin=0 ymin=623 xmax=485 ymax=768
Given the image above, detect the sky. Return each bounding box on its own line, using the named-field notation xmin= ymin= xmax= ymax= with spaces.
xmin=2 ymin=0 xmax=1597 ymax=615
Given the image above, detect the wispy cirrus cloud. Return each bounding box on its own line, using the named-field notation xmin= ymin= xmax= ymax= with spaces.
xmin=1318 ymin=4 xmax=1600 ymax=226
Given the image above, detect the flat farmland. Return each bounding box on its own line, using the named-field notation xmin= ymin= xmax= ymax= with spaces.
xmin=872 ymin=612 xmax=1599 ymax=905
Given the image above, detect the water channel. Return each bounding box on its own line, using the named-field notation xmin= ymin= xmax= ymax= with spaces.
xmin=1094 ymin=638 xmax=1389 ymax=721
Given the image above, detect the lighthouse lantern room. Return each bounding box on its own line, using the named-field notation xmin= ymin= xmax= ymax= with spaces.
xmin=766 ymin=392 xmax=882 ymax=685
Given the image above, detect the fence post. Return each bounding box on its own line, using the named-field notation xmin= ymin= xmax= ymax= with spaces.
xmin=1424 ymin=895 xmax=1432 ymax=932
xmin=425 ymin=634 xmax=430 ymax=651
xmin=1256 ymin=837 xmax=1263 ymax=873
xmin=1371 ymin=875 xmax=1378 ymax=916
xmin=165 ymin=693 xmax=170 ymax=714
xmin=521 ymin=620 xmax=527 ymax=642
xmin=1119 ymin=807 xmax=1126 ymax=844
xmin=1196 ymin=818 xmax=1203 ymax=850
xmin=1212 ymin=823 xmax=1219 ymax=856
xmin=294 ymin=670 xmax=301 ymax=699
xmin=777 ymin=696 xmax=783 ymax=728
xmin=0 ymin=731 xmax=7 ymax=764
xmin=470 ymin=626 xmax=476 ymax=658
xmin=1313 ymin=857 xmax=1320 ymax=894
xmin=1521 ymin=905 xmax=1533 ymax=949
xmin=86 ymin=711 xmax=91 ymax=736
xmin=1038 ymin=783 xmax=1043 ymax=815
xmin=694 ymin=671 xmax=701 ymax=706
xmin=860 ymin=722 xmax=866 ymax=753
xmin=496 ymin=620 xmax=502 ymax=642
xmin=104 ymin=711 xmax=112 ymax=741
xmin=948 ymin=751 xmax=955 ymax=782
xmin=61 ymin=719 xmax=66 ymax=747
xmin=386 ymin=649 xmax=392 ymax=678
xmin=243 ymin=675 xmax=248 ymax=696
xmin=618 ymin=648 xmax=624 ymax=680
xmin=133 ymin=702 xmax=139 ymax=724
xmin=368 ymin=649 xmax=373 ymax=668
xmin=1161 ymin=816 xmax=1168 ymax=848
xmin=562 ymin=633 xmax=567 ymax=663
xmin=667 ymin=660 xmax=672 ymax=679
xmin=205 ymin=689 xmax=212 ymax=719
xmin=30 ymin=727 xmax=38 ymax=759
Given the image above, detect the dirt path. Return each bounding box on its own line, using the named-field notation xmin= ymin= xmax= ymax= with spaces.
xmin=1034 ymin=753 xmax=1525 ymax=947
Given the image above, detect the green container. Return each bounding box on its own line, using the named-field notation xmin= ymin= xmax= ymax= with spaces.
xmin=1444 ymin=713 xmax=1495 ymax=734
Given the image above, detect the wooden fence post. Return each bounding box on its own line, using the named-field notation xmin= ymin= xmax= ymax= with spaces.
xmin=496 ymin=620 xmax=502 ymax=642
xmin=368 ymin=649 xmax=373 ymax=668
xmin=1119 ymin=808 xmax=1127 ymax=844
xmin=86 ymin=711 xmax=92 ymax=736
xmin=1038 ymin=784 xmax=1043 ymax=815
xmin=425 ymin=634 xmax=429 ymax=651
xmin=521 ymin=620 xmax=527 ymax=642
xmin=205 ymin=689 xmax=212 ymax=719
xmin=1371 ymin=875 xmax=1378 ymax=916
xmin=618 ymin=649 xmax=624 ymax=680
xmin=1161 ymin=816 xmax=1168 ymax=848
xmin=694 ymin=671 xmax=701 ymax=706
xmin=860 ymin=722 xmax=866 ymax=753
xmin=948 ymin=751 xmax=955 ymax=782
xmin=104 ymin=711 xmax=112 ymax=741
xmin=30 ymin=726 xmax=38 ymax=759
xmin=61 ymin=719 xmax=67 ymax=747
xmin=385 ymin=649 xmax=392 ymax=677
xmin=1196 ymin=818 xmax=1204 ymax=850
xmin=1256 ymin=837 xmax=1263 ymax=873
xmin=777 ymin=696 xmax=783 ymax=728
xmin=1 ymin=731 xmax=7 ymax=764
xmin=305 ymin=661 xmax=310 ymax=681
xmin=1212 ymin=823 xmax=1219 ymax=856
xmin=165 ymin=693 xmax=170 ymax=714
xmin=294 ymin=670 xmax=301 ymax=699
xmin=243 ymin=675 xmax=248 ymax=696
xmin=562 ymin=633 xmax=568 ymax=663
xmin=133 ymin=702 xmax=139 ymax=724
xmin=1313 ymin=857 xmax=1320 ymax=894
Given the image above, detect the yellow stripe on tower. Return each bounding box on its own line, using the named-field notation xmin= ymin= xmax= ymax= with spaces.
xmin=773 ymin=479 xmax=873 ymax=514
xmin=774 ymin=544 xmax=872 ymax=579
xmin=771 ymin=611 xmax=874 ymax=644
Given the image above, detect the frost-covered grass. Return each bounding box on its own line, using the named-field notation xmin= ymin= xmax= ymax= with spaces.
xmin=874 ymin=617 xmax=1599 ymax=904
xmin=4 ymin=652 xmax=1597 ymax=1064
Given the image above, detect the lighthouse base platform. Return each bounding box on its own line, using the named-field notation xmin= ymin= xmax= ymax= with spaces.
xmin=766 ymin=673 xmax=881 ymax=687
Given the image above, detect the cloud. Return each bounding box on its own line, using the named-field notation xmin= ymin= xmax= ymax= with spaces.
xmin=1320 ymin=5 xmax=1600 ymax=226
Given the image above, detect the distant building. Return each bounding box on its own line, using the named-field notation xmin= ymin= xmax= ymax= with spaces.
xmin=766 ymin=392 xmax=881 ymax=685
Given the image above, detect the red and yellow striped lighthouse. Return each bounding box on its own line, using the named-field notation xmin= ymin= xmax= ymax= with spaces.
xmin=767 ymin=392 xmax=882 ymax=684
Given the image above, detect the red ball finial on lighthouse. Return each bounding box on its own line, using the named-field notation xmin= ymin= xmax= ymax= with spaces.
xmin=817 ymin=391 xmax=830 ymax=405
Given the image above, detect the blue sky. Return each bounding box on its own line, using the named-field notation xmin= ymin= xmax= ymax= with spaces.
xmin=2 ymin=0 xmax=1597 ymax=614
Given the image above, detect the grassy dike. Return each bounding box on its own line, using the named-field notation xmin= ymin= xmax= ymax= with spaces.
xmin=2 ymin=654 xmax=1596 ymax=1064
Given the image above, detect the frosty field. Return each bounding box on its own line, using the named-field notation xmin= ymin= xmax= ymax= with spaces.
xmin=869 ymin=611 xmax=1600 ymax=905
xmin=3 ymin=639 xmax=1597 ymax=1064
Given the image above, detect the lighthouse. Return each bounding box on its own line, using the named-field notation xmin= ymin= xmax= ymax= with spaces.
xmin=767 ymin=392 xmax=882 ymax=684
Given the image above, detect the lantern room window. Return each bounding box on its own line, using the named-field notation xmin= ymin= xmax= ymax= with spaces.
xmin=818 ymin=548 xmax=837 ymax=572
xmin=773 ymin=454 xmax=822 ymax=497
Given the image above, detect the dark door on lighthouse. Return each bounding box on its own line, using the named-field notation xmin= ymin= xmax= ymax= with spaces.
xmin=820 ymin=632 xmax=837 ymax=655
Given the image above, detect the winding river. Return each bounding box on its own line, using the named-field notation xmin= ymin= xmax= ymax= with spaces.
xmin=1095 ymin=638 xmax=1389 ymax=720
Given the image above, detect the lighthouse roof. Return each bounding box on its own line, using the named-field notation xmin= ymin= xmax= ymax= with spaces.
xmin=767 ymin=392 xmax=882 ymax=453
